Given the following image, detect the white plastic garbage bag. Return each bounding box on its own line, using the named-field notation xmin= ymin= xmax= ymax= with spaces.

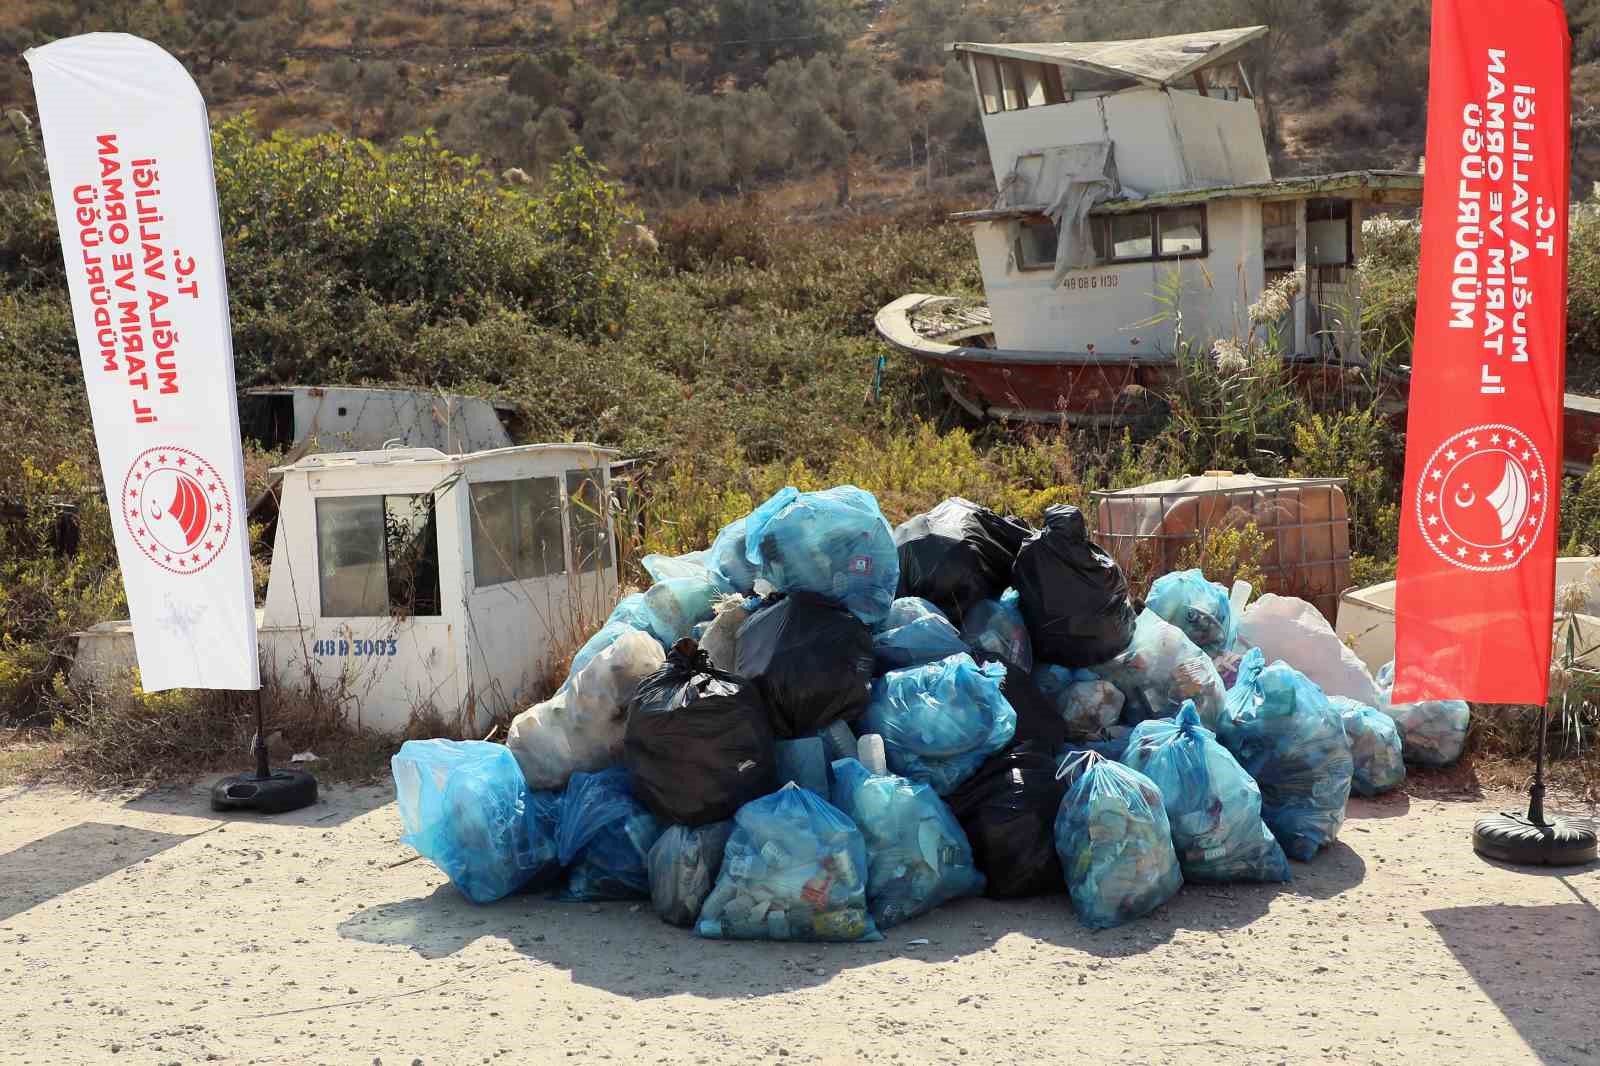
xmin=507 ymin=628 xmax=666 ymax=790
xmin=1237 ymin=594 xmax=1380 ymax=708
xmin=698 ymin=594 xmax=751 ymax=672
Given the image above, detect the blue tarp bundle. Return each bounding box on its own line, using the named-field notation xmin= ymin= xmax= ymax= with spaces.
xmin=863 ymin=653 xmax=1018 ymax=795
xmin=829 ymin=757 xmax=985 ymax=928
xmin=1121 ymin=701 xmax=1290 ymax=884
xmin=392 ymin=739 xmax=563 ymax=903
xmin=696 ymin=783 xmax=883 ymax=942
xmin=556 ymin=767 xmax=665 ymax=901
xmin=1053 ymin=752 xmax=1183 ymax=929
xmin=1219 ymin=649 xmax=1353 ymax=861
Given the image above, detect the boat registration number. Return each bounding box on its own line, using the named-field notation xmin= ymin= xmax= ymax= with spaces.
xmin=1060 ymin=273 xmax=1119 ymax=292
xmin=313 ymin=638 xmax=399 ymax=657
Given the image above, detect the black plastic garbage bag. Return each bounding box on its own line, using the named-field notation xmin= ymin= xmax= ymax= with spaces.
xmin=625 ymin=640 xmax=778 ymax=826
xmin=894 ymin=498 xmax=1032 ymax=624
xmin=736 ymin=592 xmax=875 ymax=738
xmin=976 ymin=656 xmax=1069 ymax=752
xmin=1012 ymin=505 xmax=1137 ymax=668
xmin=945 ymin=742 xmax=1067 ymax=899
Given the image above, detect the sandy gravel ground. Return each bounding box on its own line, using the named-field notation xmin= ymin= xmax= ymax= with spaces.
xmin=0 ymin=780 xmax=1596 ymax=1066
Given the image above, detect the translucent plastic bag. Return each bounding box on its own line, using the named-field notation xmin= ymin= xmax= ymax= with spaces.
xmin=873 ymin=597 xmax=969 ymax=675
xmin=624 ymin=641 xmax=776 ymax=826
xmin=829 ymin=757 xmax=985 ymax=928
xmin=641 ymin=549 xmax=712 ymax=585
xmin=507 ymin=628 xmax=665 ymax=790
xmin=736 ymin=592 xmax=875 ymax=738
xmin=707 ymin=514 xmax=759 ymax=596
xmin=893 ymin=497 xmax=1031 ymax=624
xmin=1054 ymin=752 xmax=1183 ymax=929
xmin=743 ymin=485 xmax=900 ymax=627
xmin=945 ymin=743 xmax=1066 ymax=898
xmin=698 ymin=594 xmax=752 ymax=671
xmin=1089 ymin=609 xmax=1226 ymax=729
xmin=1219 ymin=649 xmax=1353 ymax=861
xmin=1145 ymin=569 xmax=1236 ymax=656
xmin=1238 ymin=594 xmax=1381 ymax=708
xmin=647 ymin=820 xmax=734 ymax=927
xmin=960 ymin=589 xmax=1033 ymax=672
xmin=1331 ymin=696 xmax=1406 ymax=797
xmin=1034 ymin=664 xmax=1125 ymax=740
xmin=1375 ymin=661 xmax=1471 ymax=767
xmin=1013 ymin=505 xmax=1138 ymax=668
xmin=696 ymin=783 xmax=882 ymax=942
xmin=1122 ymin=701 xmax=1290 ymax=884
xmin=613 ymin=578 xmax=722 ymax=648
xmin=392 ymin=740 xmax=563 ymax=904
xmin=862 ymin=653 xmax=1017 ymax=795
xmin=556 ymin=767 xmax=665 ymax=901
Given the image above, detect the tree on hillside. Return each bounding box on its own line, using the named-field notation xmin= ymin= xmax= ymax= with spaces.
xmin=615 ymin=0 xmax=717 ymax=63
xmin=713 ymin=0 xmax=851 ymax=68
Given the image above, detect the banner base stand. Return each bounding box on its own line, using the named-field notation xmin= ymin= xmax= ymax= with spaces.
xmin=207 ymin=688 xmax=318 ymax=815
xmin=1472 ymin=811 xmax=1596 ymax=866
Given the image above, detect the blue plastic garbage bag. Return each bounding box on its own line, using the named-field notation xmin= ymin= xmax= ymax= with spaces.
xmin=1122 ymin=701 xmax=1290 ymax=883
xmin=392 ymin=740 xmax=563 ymax=904
xmin=1332 ymin=696 xmax=1407 ymax=796
xmin=557 ymin=768 xmax=665 ymax=901
xmin=829 ymin=757 xmax=985 ymax=928
xmin=1035 ymin=664 xmax=1125 ymax=739
xmin=863 ymin=653 xmax=1018 ymax=795
xmin=960 ymin=589 xmax=1033 ymax=672
xmin=742 ymin=485 xmax=899 ymax=627
xmin=641 ymin=549 xmax=712 ymax=585
xmin=1375 ymin=661 xmax=1471 ymax=767
xmin=696 ymin=782 xmax=883 ymax=942
xmin=647 ymin=820 xmax=735 ymax=927
xmin=707 ymin=514 xmax=760 ymax=596
xmin=610 ymin=578 xmax=721 ymax=648
xmin=1090 ymin=609 xmax=1226 ymax=729
xmin=1053 ymin=752 xmax=1183 ymax=929
xmin=1145 ymin=569 xmax=1236 ymax=656
xmin=873 ymin=597 xmax=969 ymax=674
xmin=1219 ymin=649 xmax=1353 ymax=861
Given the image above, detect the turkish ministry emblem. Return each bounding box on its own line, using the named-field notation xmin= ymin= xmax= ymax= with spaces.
xmin=121 ymin=446 xmax=233 ymax=574
xmin=1416 ymin=424 xmax=1548 ymax=572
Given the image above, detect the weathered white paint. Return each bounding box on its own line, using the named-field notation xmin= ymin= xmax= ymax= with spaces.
xmin=974 ymin=198 xmax=1265 ymax=353
xmin=243 ymin=386 xmax=513 ymax=455
xmin=975 ymin=87 xmax=1267 ymax=195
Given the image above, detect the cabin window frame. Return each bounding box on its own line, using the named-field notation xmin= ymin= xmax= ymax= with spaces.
xmin=314 ymin=492 xmax=442 ymax=619
xmin=973 ymin=54 xmax=1003 ymax=115
xmin=1012 ymin=217 xmax=1060 ymax=271
xmin=971 ymin=55 xmax=1067 ymax=114
xmin=468 ymin=475 xmax=567 ymax=589
xmin=1094 ymin=205 xmax=1212 ymax=264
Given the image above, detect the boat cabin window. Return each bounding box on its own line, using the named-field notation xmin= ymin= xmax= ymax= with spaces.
xmin=1014 ymin=218 xmax=1059 ymax=271
xmin=315 ymin=494 xmax=441 ymax=618
xmin=1098 ymin=206 xmax=1210 ymax=263
xmin=469 ymin=476 xmax=565 ymax=587
xmin=972 ymin=55 xmax=1066 ymax=114
xmin=566 ymin=468 xmax=612 ymax=574
xmin=1307 ymin=198 xmax=1354 ymax=267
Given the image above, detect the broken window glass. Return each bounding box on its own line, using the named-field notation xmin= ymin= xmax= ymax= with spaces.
xmin=315 ymin=494 xmax=440 ymax=618
xmin=566 ymin=468 xmax=612 ymax=575
xmin=973 ymin=55 xmax=1002 ymax=115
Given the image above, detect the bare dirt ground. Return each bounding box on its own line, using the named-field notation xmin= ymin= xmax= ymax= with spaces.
xmin=1 ymin=781 xmax=1596 ymax=1066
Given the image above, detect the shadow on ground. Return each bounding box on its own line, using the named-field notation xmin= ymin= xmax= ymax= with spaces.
xmin=121 ymin=780 xmax=390 ymax=828
xmin=337 ymin=837 xmax=1366 ymax=999
xmin=0 ymin=821 xmax=189 ymax=923
xmin=1425 ymin=871 xmax=1600 ymax=1066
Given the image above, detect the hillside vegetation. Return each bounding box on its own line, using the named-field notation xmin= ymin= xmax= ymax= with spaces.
xmin=11 ymin=1 xmax=1600 ymax=204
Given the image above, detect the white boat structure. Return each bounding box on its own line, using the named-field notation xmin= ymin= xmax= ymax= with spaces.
xmin=876 ymin=25 xmax=1425 ymax=422
xmin=73 ymin=443 xmax=620 ymax=734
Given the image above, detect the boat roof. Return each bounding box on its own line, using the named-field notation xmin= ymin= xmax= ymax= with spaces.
xmin=950 ymin=170 xmax=1424 ymax=224
xmin=947 ymin=26 xmax=1267 ymax=88
xmin=271 ymin=442 xmax=619 ymax=476
xmin=243 ymin=384 xmax=517 ymax=412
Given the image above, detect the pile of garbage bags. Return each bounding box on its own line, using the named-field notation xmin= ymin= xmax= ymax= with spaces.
xmin=395 ymin=484 xmax=1456 ymax=936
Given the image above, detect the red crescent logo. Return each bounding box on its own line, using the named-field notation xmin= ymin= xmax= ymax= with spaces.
xmin=121 ymin=446 xmax=233 ymax=575
xmin=1415 ymin=424 xmax=1548 ymax=573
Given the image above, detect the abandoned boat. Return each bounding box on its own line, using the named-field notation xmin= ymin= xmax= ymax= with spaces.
xmin=73 ymin=442 xmax=620 ymax=734
xmin=875 ymin=26 xmax=1600 ymax=471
